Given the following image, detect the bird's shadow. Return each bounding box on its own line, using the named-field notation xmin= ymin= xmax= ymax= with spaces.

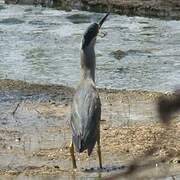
xmin=81 ymin=164 xmax=128 ymax=173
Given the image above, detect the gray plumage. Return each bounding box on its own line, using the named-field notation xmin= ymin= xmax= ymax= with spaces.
xmin=71 ymin=79 xmax=101 ymax=155
xmin=70 ymin=21 xmax=101 ymax=156
xmin=70 ymin=13 xmax=109 ymax=167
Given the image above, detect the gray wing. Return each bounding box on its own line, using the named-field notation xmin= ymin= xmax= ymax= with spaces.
xmin=70 ymin=82 xmax=101 ymax=155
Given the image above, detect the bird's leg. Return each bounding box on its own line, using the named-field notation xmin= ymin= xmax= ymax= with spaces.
xmin=97 ymin=127 xmax=102 ymax=169
xmin=70 ymin=141 xmax=77 ymax=169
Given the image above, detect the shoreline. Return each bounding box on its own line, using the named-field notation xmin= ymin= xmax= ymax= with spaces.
xmin=78 ymin=0 xmax=180 ymax=20
xmin=0 ymin=78 xmax=166 ymax=95
xmin=3 ymin=0 xmax=180 ymax=20
xmin=0 ymin=78 xmax=173 ymax=125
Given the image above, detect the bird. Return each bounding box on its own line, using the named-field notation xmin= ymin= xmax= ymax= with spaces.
xmin=69 ymin=13 xmax=110 ymax=169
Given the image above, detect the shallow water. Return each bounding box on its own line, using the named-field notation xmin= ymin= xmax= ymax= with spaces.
xmin=0 ymin=4 xmax=180 ymax=91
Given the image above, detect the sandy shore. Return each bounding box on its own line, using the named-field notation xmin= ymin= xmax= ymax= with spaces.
xmin=0 ymin=79 xmax=179 ymax=179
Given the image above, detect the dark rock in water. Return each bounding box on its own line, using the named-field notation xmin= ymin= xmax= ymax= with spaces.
xmin=0 ymin=5 xmax=6 ymax=10
xmin=18 ymin=0 xmax=34 ymax=4
xmin=5 ymin=0 xmax=19 ymax=4
xmin=53 ymin=0 xmax=180 ymax=20
xmin=53 ymin=0 xmax=84 ymax=11
xmin=24 ymin=8 xmax=33 ymax=12
xmin=79 ymin=0 xmax=180 ymax=20
xmin=4 ymin=0 xmax=180 ymax=19
xmin=115 ymin=67 xmax=128 ymax=74
xmin=66 ymin=14 xmax=91 ymax=24
xmin=5 ymin=0 xmax=53 ymax=7
xmin=0 ymin=18 xmax=25 ymax=25
xmin=111 ymin=49 xmax=152 ymax=60
xmin=53 ymin=0 xmax=72 ymax=11
xmin=126 ymin=49 xmax=152 ymax=56
xmin=110 ymin=49 xmax=127 ymax=60
xmin=35 ymin=0 xmax=53 ymax=7
xmin=28 ymin=20 xmax=47 ymax=26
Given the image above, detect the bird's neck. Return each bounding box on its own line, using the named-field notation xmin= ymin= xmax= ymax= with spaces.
xmin=80 ymin=46 xmax=96 ymax=82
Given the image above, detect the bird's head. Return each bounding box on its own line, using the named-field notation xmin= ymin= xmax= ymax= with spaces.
xmin=81 ymin=12 xmax=109 ymax=50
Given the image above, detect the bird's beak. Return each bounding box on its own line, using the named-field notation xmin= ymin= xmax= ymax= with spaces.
xmin=98 ymin=12 xmax=110 ymax=29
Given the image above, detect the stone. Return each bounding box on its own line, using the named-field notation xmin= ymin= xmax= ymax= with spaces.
xmin=110 ymin=49 xmax=127 ymax=60
xmin=5 ymin=0 xmax=53 ymax=7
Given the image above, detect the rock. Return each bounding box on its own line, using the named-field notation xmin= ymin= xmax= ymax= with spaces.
xmin=5 ymin=0 xmax=53 ymax=7
xmin=0 ymin=18 xmax=25 ymax=24
xmin=80 ymin=0 xmax=180 ymax=20
xmin=0 ymin=5 xmax=6 ymax=10
xmin=53 ymin=0 xmax=180 ymax=20
xmin=4 ymin=0 xmax=180 ymax=19
xmin=53 ymin=0 xmax=72 ymax=11
xmin=66 ymin=14 xmax=91 ymax=24
xmin=110 ymin=49 xmax=152 ymax=60
xmin=110 ymin=49 xmax=126 ymax=60
xmin=5 ymin=0 xmax=19 ymax=4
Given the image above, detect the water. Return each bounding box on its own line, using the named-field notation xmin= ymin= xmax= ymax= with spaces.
xmin=0 ymin=4 xmax=180 ymax=92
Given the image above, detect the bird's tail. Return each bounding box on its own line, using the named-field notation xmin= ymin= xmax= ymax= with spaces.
xmin=72 ymin=135 xmax=95 ymax=156
xmin=73 ymin=135 xmax=86 ymax=153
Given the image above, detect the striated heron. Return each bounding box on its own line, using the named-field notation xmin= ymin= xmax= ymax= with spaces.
xmin=70 ymin=13 xmax=109 ymax=169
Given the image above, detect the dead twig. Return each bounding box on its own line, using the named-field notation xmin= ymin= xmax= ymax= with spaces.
xmin=12 ymin=102 xmax=21 ymax=116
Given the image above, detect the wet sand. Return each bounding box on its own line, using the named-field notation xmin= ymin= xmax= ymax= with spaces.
xmin=0 ymin=79 xmax=179 ymax=179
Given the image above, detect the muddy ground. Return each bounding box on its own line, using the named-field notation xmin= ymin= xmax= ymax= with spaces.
xmin=0 ymin=79 xmax=179 ymax=179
